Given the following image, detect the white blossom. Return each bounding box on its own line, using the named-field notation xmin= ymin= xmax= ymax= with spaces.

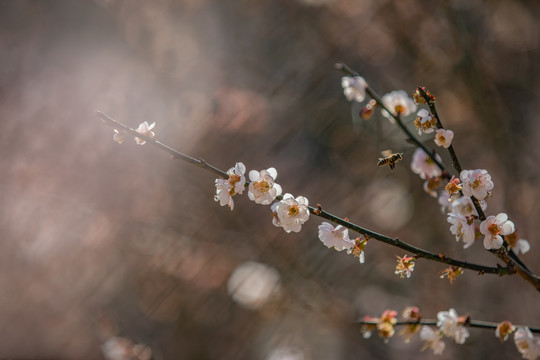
xmin=318 ymin=222 xmax=354 ymax=251
xmin=381 ymin=90 xmax=417 ymax=123
xmin=437 ymin=308 xmax=469 ymax=344
xmin=271 ymin=193 xmax=310 ymax=233
xmin=479 ymin=213 xmax=515 ymax=250
xmin=134 ymin=121 xmax=156 ymax=145
xmin=514 ymin=327 xmax=540 ymax=360
xmin=460 ymin=169 xmax=494 ymax=201
xmin=450 ymin=195 xmax=486 ymax=218
xmin=113 ymin=129 xmax=126 ymax=144
xmin=341 ymin=76 xmax=368 ymax=103
xmin=410 ymin=148 xmax=442 ymax=180
xmin=420 ymin=326 xmax=445 ymax=355
xmin=434 ymin=129 xmax=454 ymax=148
xmin=214 ymin=162 xmax=246 ymax=210
xmin=447 ymin=213 xmax=475 ymax=249
xmin=248 ymin=168 xmax=282 ymax=205
xmin=414 ymin=109 xmax=436 ymax=135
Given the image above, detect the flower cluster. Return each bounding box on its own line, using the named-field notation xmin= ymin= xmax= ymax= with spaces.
xmin=514 ymin=327 xmax=540 ymax=360
xmin=214 ymin=162 xmax=247 ymax=210
xmin=414 ymin=109 xmax=436 ymax=135
xmin=318 ymin=222 xmax=368 ymax=263
xmin=341 ymin=76 xmax=368 ymax=103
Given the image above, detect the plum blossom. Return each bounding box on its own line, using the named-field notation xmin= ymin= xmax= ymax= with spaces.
xmin=214 ymin=162 xmax=246 ymax=210
xmin=496 ymin=321 xmax=515 ymax=342
xmin=318 ymin=222 xmax=354 ymax=251
xmin=439 ymin=266 xmax=463 ymax=284
xmin=505 ymin=232 xmax=531 ymax=255
xmin=271 ymin=193 xmax=310 ymax=233
xmin=410 ymin=148 xmax=443 ymax=180
xmin=450 ymin=195 xmax=486 ymax=218
xmin=460 ymin=169 xmax=494 ymax=201
xmin=381 ymin=90 xmax=417 ymax=123
xmin=341 ymin=76 xmax=368 ymax=102
xmin=395 ymin=255 xmax=415 ymax=278
xmin=113 ymin=129 xmax=126 ymax=144
xmin=377 ymin=309 xmax=398 ymax=341
xmin=437 ymin=308 xmax=469 ymax=344
xmin=414 ymin=109 xmax=436 ymax=135
xmin=248 ymin=168 xmax=282 ymax=205
xmin=434 ymin=129 xmax=454 ymax=148
xmin=479 ymin=213 xmax=515 ymax=250
xmin=399 ymin=306 xmax=421 ymax=343
xmin=134 ymin=121 xmax=156 ymax=145
xmin=514 ymin=327 xmax=540 ymax=360
xmin=447 ymin=213 xmax=475 ymax=249
xmin=347 ymin=236 xmax=368 ymax=263
xmin=420 ymin=326 xmax=445 ymax=355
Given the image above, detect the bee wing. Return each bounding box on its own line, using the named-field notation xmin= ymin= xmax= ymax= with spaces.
xmin=381 ymin=149 xmax=393 ymax=157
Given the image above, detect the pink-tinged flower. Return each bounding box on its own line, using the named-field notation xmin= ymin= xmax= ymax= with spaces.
xmin=271 ymin=193 xmax=310 ymax=233
xmin=445 ymin=176 xmax=462 ymax=197
xmin=113 ymin=129 xmax=126 ymax=144
xmin=381 ymin=90 xmax=417 ymax=123
xmin=347 ymin=236 xmax=368 ymax=263
xmin=505 ymin=232 xmax=531 ymax=255
xmin=447 ymin=213 xmax=475 ymax=249
xmin=439 ymin=266 xmax=463 ymax=284
xmin=410 ymin=148 xmax=442 ymax=180
xmin=214 ymin=162 xmax=247 ymax=210
xmin=460 ymin=169 xmax=494 ymax=201
xmin=341 ymin=76 xmax=368 ymax=103
xmin=437 ymin=308 xmax=469 ymax=344
xmin=496 ymin=321 xmax=515 ymax=342
xmin=450 ymin=195 xmax=486 ymax=218
xmin=395 ymin=255 xmax=415 ymax=278
xmin=414 ymin=109 xmax=437 ymax=135
xmin=318 ymin=222 xmax=354 ymax=251
xmin=434 ymin=129 xmax=454 ymax=148
xmin=400 ymin=306 xmax=422 ymax=343
xmin=424 ymin=176 xmax=442 ymax=198
xmin=134 ymin=121 xmax=156 ymax=145
xmin=377 ymin=310 xmax=398 ymax=341
xmin=514 ymin=327 xmax=540 ymax=360
xmin=248 ymin=168 xmax=282 ymax=205
xmin=420 ymin=326 xmax=445 ymax=355
xmin=479 ymin=213 xmax=515 ymax=250
xmin=361 ymin=315 xmax=378 ymax=339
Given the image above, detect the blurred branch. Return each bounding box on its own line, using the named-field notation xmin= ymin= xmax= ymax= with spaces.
xmin=358 ymin=319 xmax=540 ymax=334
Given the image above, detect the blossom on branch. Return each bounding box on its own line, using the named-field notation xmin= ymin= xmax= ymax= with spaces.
xmin=514 ymin=327 xmax=540 ymax=360
xmin=414 ymin=109 xmax=436 ymax=135
xmin=400 ymin=306 xmax=421 ymax=343
xmin=434 ymin=129 xmax=454 ymax=148
xmin=248 ymin=168 xmax=282 ymax=205
xmin=505 ymin=232 xmax=530 ymax=255
xmin=318 ymin=222 xmax=354 ymax=251
xmin=271 ymin=193 xmax=310 ymax=233
xmin=381 ymin=90 xmax=417 ymax=122
xmin=214 ymin=162 xmax=246 ymax=210
xmin=341 ymin=76 xmax=368 ymax=102
xmin=411 ymin=148 xmax=442 ymax=180
xmin=134 ymin=121 xmax=156 ymax=145
xmin=113 ymin=129 xmax=126 ymax=144
xmin=437 ymin=308 xmax=469 ymax=344
xmin=347 ymin=236 xmax=368 ymax=263
xmin=460 ymin=169 xmax=494 ymax=201
xmin=395 ymin=255 xmax=415 ymax=278
xmin=496 ymin=321 xmax=515 ymax=342
xmin=447 ymin=213 xmax=475 ymax=249
xmin=420 ymin=326 xmax=445 ymax=355
xmin=439 ymin=266 xmax=463 ymax=284
xmin=377 ymin=309 xmax=398 ymax=341
xmin=479 ymin=213 xmax=515 ymax=250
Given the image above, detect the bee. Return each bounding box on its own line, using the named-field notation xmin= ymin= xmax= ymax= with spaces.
xmin=377 ymin=150 xmax=403 ymax=170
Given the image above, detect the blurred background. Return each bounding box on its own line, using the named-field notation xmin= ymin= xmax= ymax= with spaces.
xmin=0 ymin=0 xmax=539 ymax=358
